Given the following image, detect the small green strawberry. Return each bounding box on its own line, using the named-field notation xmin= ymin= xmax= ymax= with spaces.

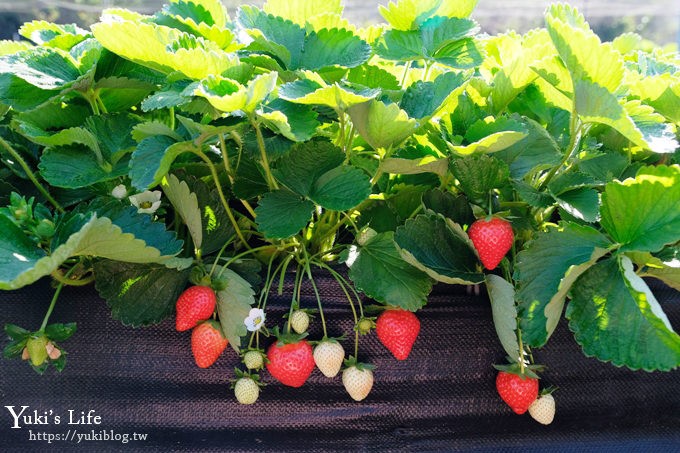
xmin=243 ymin=349 xmax=265 ymax=370
xmin=342 ymin=357 xmax=374 ymax=402
xmin=529 ymin=393 xmax=556 ymax=425
xmin=290 ymin=310 xmax=310 ymax=334
xmin=26 ymin=335 xmax=48 ymax=367
xmin=191 ymin=320 xmax=228 ymax=368
xmin=356 ymin=317 xmax=375 ymax=335
xmin=234 ymin=376 xmax=261 ymax=405
xmin=313 ymin=338 xmax=345 ymax=378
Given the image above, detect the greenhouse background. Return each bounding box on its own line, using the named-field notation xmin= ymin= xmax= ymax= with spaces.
xmin=0 ymin=0 xmax=679 ymax=47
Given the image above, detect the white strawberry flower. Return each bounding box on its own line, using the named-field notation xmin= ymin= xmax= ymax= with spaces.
xmin=244 ymin=308 xmax=266 ymax=332
xmin=111 ymin=184 xmax=128 ymax=199
xmin=129 ymin=190 xmax=162 ymax=214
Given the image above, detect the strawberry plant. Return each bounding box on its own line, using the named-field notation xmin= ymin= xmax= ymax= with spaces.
xmin=0 ymin=0 xmax=679 ymax=416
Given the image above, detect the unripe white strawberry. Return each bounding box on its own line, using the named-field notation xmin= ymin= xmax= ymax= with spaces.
xmin=234 ymin=377 xmax=260 ymax=405
xmin=342 ymin=364 xmax=374 ymax=402
xmin=290 ymin=310 xmax=310 ymax=334
xmin=313 ymin=340 xmax=345 ymax=378
xmin=243 ymin=350 xmax=265 ymax=370
xmin=528 ymin=394 xmax=555 ymax=425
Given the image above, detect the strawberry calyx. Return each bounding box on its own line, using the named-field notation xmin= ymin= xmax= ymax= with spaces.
xmin=231 ymin=368 xmax=264 ymax=389
xmin=493 ymin=361 xmax=544 ymax=380
xmin=270 ymin=326 xmax=308 ymax=346
xmin=343 ymin=355 xmax=375 ymax=372
xmin=309 ymin=335 xmax=345 ymax=346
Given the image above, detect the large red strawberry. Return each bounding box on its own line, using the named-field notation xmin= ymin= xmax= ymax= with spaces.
xmin=191 ymin=320 xmax=228 ymax=368
xmin=176 ymin=286 xmax=216 ymax=331
xmin=266 ymin=339 xmax=315 ymax=387
xmin=496 ymin=371 xmax=539 ymax=414
xmin=468 ymin=217 xmax=514 ymax=270
xmin=376 ymin=308 xmax=420 ymax=360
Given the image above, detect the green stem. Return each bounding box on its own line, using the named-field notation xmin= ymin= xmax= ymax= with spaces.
xmin=319 ymin=262 xmax=360 ymax=356
xmin=423 ymin=60 xmax=434 ymax=82
xmin=219 ymin=134 xmax=233 ymax=182
xmin=0 ymin=136 xmax=64 ymax=213
xmin=169 ymin=107 xmax=176 ymax=132
xmin=192 ymin=148 xmax=249 ymax=249
xmin=539 ymin=112 xmax=584 ymax=191
xmin=286 ymin=263 xmax=303 ymax=333
xmin=305 ymin=259 xmax=327 ymax=339
xmin=41 ymin=265 xmax=78 ymax=331
xmin=516 ymin=322 xmax=526 ymax=374
xmin=250 ymin=118 xmax=279 ymax=191
xmin=315 ymin=262 xmax=364 ymax=319
xmin=96 ymin=94 xmax=108 ymax=115
xmin=208 ymin=235 xmax=236 ymax=278
xmin=49 ymin=269 xmax=94 ymax=287
xmin=400 ymin=61 xmax=412 ymax=88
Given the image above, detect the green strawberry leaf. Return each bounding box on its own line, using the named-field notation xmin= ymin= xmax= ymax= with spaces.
xmin=0 ymin=214 xmax=187 ymax=290
xmin=375 ymin=16 xmax=482 ymax=69
xmin=567 ymin=256 xmax=680 ymax=371
xmin=486 ymin=274 xmax=520 ymax=362
xmin=216 ymin=268 xmax=256 ymax=352
xmin=278 ymin=78 xmax=380 ymax=111
xmin=601 ymin=165 xmax=680 ymax=253
xmin=258 ymin=98 xmax=320 ymax=142
xmin=378 ymin=0 xmax=441 ymax=30
xmin=346 ymin=231 xmax=432 ymax=311
xmin=484 ymin=117 xmax=562 ymax=179
xmin=545 ymin=3 xmax=623 ymax=93
xmin=450 ymin=154 xmax=510 ymax=206
xmin=552 ymin=187 xmax=600 ymax=223
xmin=347 ymin=64 xmax=400 ymax=90
xmin=44 ymin=323 xmax=77 ymax=342
xmin=348 ymin=99 xmax=418 ymax=150
xmin=94 ymin=260 xmax=191 ymax=327
xmin=575 ymin=81 xmax=677 ymax=153
xmin=273 ymin=140 xmax=344 ymax=197
xmin=448 ymin=130 xmax=527 ymax=156
xmin=399 ymin=71 xmax=467 ymax=119
xmin=254 ymin=190 xmax=314 ymax=239
xmin=309 ymin=166 xmax=371 ymax=211
xmin=394 ymin=214 xmax=483 ymax=284
xmin=92 ymin=18 xmax=239 ymax=79
xmin=38 ymin=146 xmax=129 ymax=189
xmin=0 ymin=47 xmax=81 ymax=90
xmin=181 ymin=175 xmax=235 ymax=256
xmin=263 ymin=0 xmax=343 ymax=25
xmin=515 ymin=222 xmax=612 ymax=347
xmin=161 ymin=174 xmax=202 ymax=252
xmin=421 ymin=189 xmax=475 ymax=226
xmin=237 ymin=7 xmax=370 ymax=70
xmin=129 ymin=137 xmax=196 ymax=191
xmin=195 ymin=72 xmax=277 ymax=114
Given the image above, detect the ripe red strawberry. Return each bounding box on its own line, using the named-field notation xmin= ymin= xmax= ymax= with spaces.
xmin=496 ymin=371 xmax=539 ymax=414
xmin=191 ymin=320 xmax=228 ymax=368
xmin=376 ymin=309 xmax=420 ymax=360
xmin=176 ymin=286 xmax=216 ymax=331
xmin=266 ymin=339 xmax=315 ymax=387
xmin=468 ymin=217 xmax=514 ymax=270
